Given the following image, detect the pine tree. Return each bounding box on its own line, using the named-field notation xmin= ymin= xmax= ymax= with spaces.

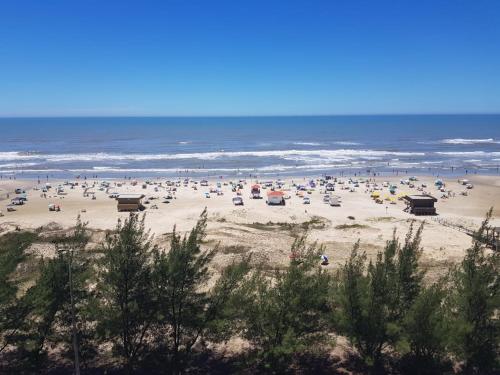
xmin=447 ymin=209 xmax=499 ymax=374
xmin=12 ymin=217 xmax=90 ymax=372
xmin=395 ymin=222 xmax=425 ymax=318
xmin=336 ymin=224 xmax=425 ymax=369
xmin=237 ymin=235 xmax=332 ymax=371
xmin=401 ymin=283 xmax=449 ymax=371
xmin=152 ymin=209 xmax=250 ymax=373
xmin=96 ymin=213 xmax=156 ymax=373
xmin=334 ymin=241 xmax=368 ymax=357
xmin=52 ymin=216 xmax=92 ymax=373
xmin=0 ymin=231 xmax=37 ymax=353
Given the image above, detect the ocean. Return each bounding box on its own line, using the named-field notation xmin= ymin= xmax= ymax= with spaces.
xmin=1 ymin=115 xmax=499 ymax=179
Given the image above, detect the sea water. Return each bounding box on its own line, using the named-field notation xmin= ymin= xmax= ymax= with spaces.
xmin=1 ymin=115 xmax=499 ymax=178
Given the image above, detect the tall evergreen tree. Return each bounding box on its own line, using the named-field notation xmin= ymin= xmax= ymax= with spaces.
xmin=153 ymin=209 xmax=250 ymax=374
xmin=20 ymin=254 xmax=69 ymax=366
xmin=336 ymin=224 xmax=425 ymax=369
xmin=12 ymin=217 xmax=90 ymax=371
xmin=395 ymin=222 xmax=425 ymax=318
xmin=334 ymin=240 xmax=368 ymax=356
xmin=0 ymin=231 xmax=37 ymax=353
xmin=400 ymin=283 xmax=449 ymax=372
xmin=96 ymin=213 xmax=156 ymax=373
xmin=52 ymin=216 xmax=92 ymax=373
xmin=237 ymin=235 xmax=332 ymax=371
xmin=447 ymin=209 xmax=499 ymax=374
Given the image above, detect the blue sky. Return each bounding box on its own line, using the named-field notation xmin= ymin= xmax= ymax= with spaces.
xmin=1 ymin=0 xmax=499 ymax=116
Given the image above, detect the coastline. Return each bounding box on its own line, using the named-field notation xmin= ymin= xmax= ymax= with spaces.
xmin=1 ymin=174 xmax=498 ymax=282
xmin=2 ymin=166 xmax=499 ymax=183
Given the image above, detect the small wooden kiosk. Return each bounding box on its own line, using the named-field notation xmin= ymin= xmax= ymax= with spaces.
xmin=403 ymin=194 xmax=437 ymax=216
xmin=116 ymin=194 xmax=145 ymax=212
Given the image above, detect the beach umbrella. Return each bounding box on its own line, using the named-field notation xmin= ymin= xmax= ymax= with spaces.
xmin=397 ymin=192 xmax=408 ymax=200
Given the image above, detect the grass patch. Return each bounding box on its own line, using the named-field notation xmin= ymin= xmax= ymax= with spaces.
xmin=367 ymin=216 xmax=396 ymax=223
xmin=240 ymin=216 xmax=330 ymax=233
xmin=220 ymin=245 xmax=251 ymax=255
xmin=202 ymin=238 xmax=220 ymax=247
xmin=242 ymin=222 xmax=287 ymax=231
xmin=303 ymin=216 xmax=330 ymax=230
xmin=335 ymin=223 xmax=370 ymax=230
xmin=222 ymin=226 xmax=254 ymax=234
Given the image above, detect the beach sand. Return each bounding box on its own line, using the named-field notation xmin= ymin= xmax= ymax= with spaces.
xmin=1 ymin=175 xmax=499 ymax=282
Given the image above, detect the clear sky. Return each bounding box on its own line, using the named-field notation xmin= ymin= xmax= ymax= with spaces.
xmin=1 ymin=0 xmax=499 ymax=117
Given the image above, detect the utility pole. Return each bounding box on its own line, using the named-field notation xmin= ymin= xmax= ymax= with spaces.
xmin=57 ymin=243 xmax=81 ymax=375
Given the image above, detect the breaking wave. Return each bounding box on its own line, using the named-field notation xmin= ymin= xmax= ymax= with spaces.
xmin=0 ymin=149 xmax=426 ymax=163
xmin=292 ymin=142 xmax=323 ymax=146
xmin=333 ymin=141 xmax=362 ymax=146
xmin=0 ymin=164 xmax=356 ymax=175
xmin=436 ymin=151 xmax=500 ymax=157
xmin=440 ymin=138 xmax=499 ymax=145
xmin=0 ymin=162 xmax=40 ymax=169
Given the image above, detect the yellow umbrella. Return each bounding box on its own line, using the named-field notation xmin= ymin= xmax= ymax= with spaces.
xmin=371 ymin=191 xmax=381 ymax=198
xmin=397 ymin=192 xmax=407 ymax=200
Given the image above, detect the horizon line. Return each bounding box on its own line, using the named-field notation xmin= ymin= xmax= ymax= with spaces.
xmin=1 ymin=112 xmax=500 ymax=119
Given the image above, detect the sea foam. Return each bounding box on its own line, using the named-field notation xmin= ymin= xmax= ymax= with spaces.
xmin=0 ymin=149 xmax=426 ymax=163
xmin=440 ymin=138 xmax=499 ymax=145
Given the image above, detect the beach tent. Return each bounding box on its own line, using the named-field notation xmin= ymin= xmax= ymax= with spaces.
xmin=267 ymin=191 xmax=285 ymax=205
xmin=17 ymin=193 xmax=28 ymax=201
xmin=232 ymin=196 xmax=244 ymax=206
xmin=329 ymin=196 xmax=341 ymax=206
xmin=397 ymin=192 xmax=408 ymax=200
xmin=326 ymin=183 xmax=335 ymax=191
xmin=11 ymin=197 xmax=24 ymax=205
xmin=251 ymin=184 xmax=261 ymax=198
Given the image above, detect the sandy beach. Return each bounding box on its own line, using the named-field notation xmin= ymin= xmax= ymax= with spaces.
xmin=1 ymin=174 xmax=498 ymax=281
xmin=4 ymin=1 xmax=500 ymax=371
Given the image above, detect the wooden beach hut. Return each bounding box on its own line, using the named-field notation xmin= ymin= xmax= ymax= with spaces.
xmin=403 ymin=194 xmax=437 ymax=215
xmin=116 ymin=194 xmax=145 ymax=212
